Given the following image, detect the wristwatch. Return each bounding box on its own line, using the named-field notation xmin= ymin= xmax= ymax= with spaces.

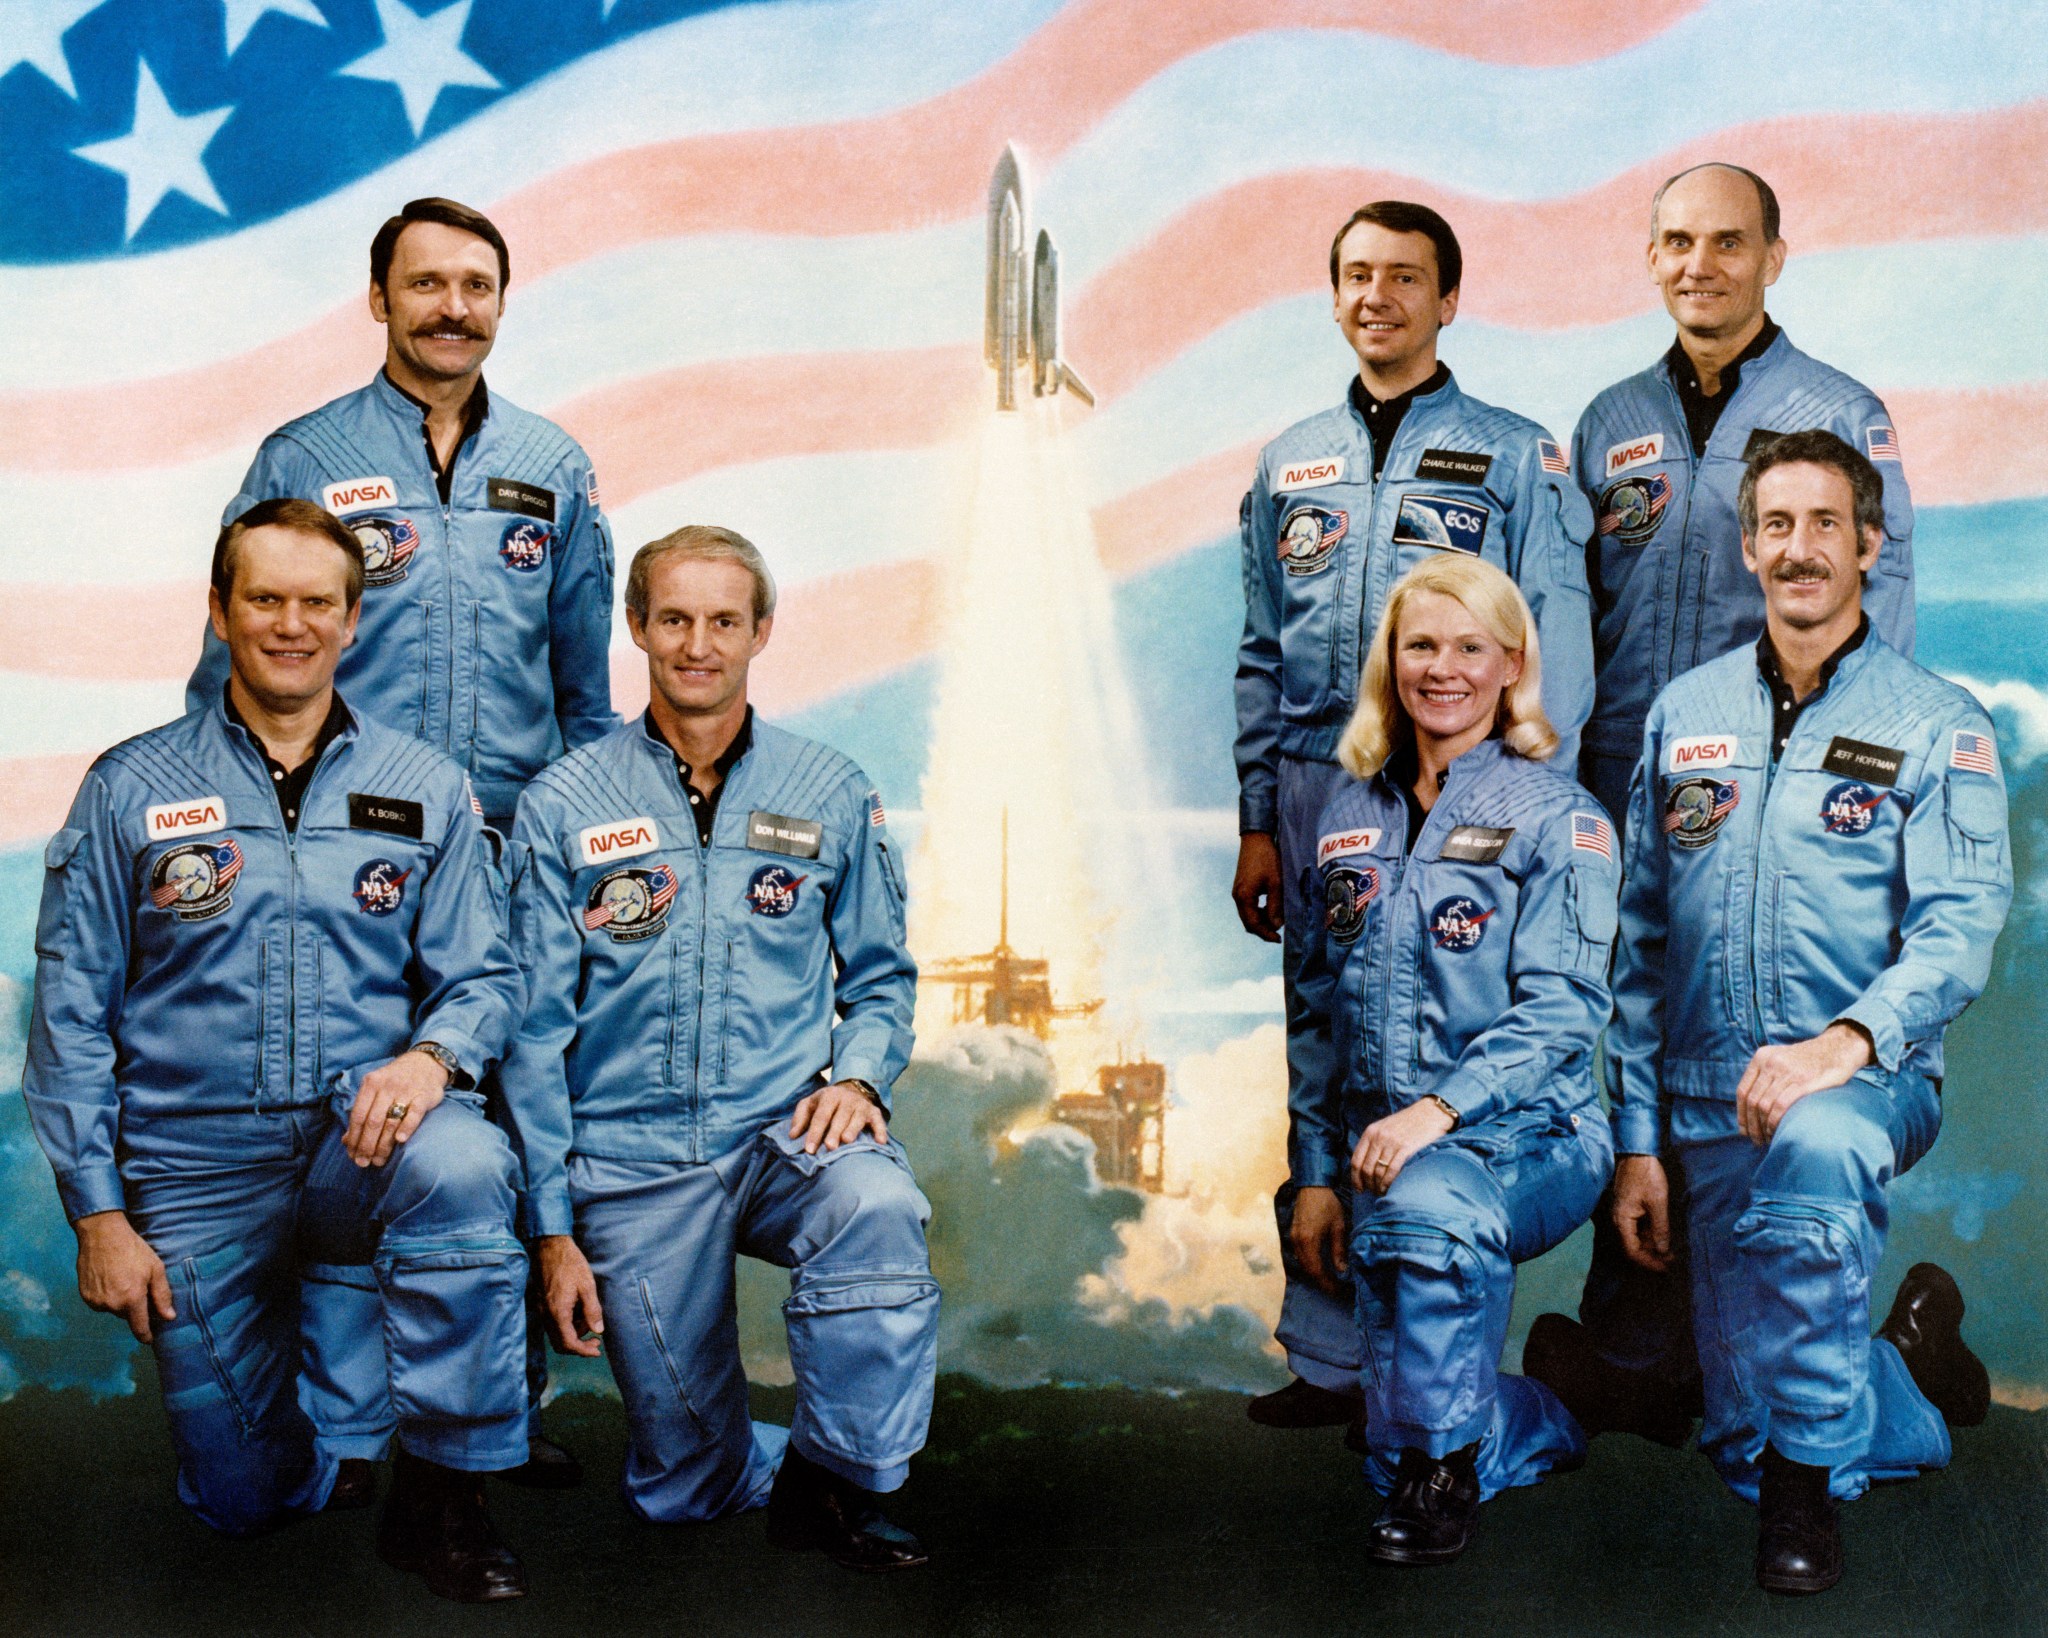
xmin=1424 ymin=1093 xmax=1461 ymax=1129
xmin=410 ymin=1040 xmax=469 ymax=1089
xmin=843 ymin=1078 xmax=882 ymax=1106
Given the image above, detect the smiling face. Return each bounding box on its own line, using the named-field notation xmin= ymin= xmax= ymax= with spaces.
xmin=1743 ymin=460 xmax=1881 ymax=636
xmin=370 ymin=219 xmax=503 ymax=394
xmin=1647 ymin=165 xmax=1785 ymax=348
xmin=1331 ymin=221 xmax=1458 ymax=392
xmin=208 ymin=524 xmax=359 ymax=713
xmin=1391 ymin=589 xmax=1523 ymax=760
xmin=628 ymin=555 xmax=772 ymax=721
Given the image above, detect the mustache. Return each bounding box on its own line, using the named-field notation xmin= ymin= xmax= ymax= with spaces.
xmin=411 ymin=322 xmax=488 ymax=340
xmin=1771 ymin=560 xmax=1832 ymax=582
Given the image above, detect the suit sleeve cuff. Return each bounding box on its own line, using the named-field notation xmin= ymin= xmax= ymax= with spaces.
xmin=1290 ymin=1150 xmax=1347 ymax=1190
xmin=57 ymin=1166 xmax=128 ymax=1223
xmin=1239 ymin=790 xmax=1278 ymax=837
xmin=1612 ymin=1101 xmax=1663 ymax=1157
xmin=1432 ymin=1073 xmax=1500 ymax=1131
xmin=524 ymin=1188 xmax=575 ymax=1240
xmin=1833 ymin=1000 xmax=1903 ymax=1074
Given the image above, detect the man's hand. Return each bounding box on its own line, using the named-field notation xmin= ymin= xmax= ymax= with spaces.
xmin=343 ymin=1049 xmax=451 ymax=1167
xmin=1613 ymin=1154 xmax=1673 ymax=1272
xmin=789 ymin=1081 xmax=888 ymax=1155
xmin=1231 ymin=832 xmax=1284 ymax=942
xmin=1289 ymin=1185 xmax=1349 ymax=1296
xmin=74 ymin=1211 xmax=175 ymax=1343
xmin=537 ymin=1236 xmax=604 ymax=1358
xmin=1735 ymin=1022 xmax=1874 ymax=1146
xmin=1350 ymin=1099 xmax=1457 ymax=1197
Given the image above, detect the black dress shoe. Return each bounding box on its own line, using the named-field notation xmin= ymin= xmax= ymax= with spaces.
xmin=1365 ymin=1444 xmax=1481 ymax=1566
xmin=324 ymin=1457 xmax=378 ymax=1511
xmin=1877 ymin=1263 xmax=1991 ymax=1428
xmin=1522 ymin=1312 xmax=1696 ymax=1448
xmin=378 ymin=1449 xmax=529 ymax=1603
xmin=497 ymin=1432 xmax=585 ymax=1490
xmin=1247 ymin=1376 xmax=1364 ymax=1429
xmin=765 ymin=1448 xmax=929 ymax=1572
xmin=1755 ymin=1442 xmax=1842 ymax=1595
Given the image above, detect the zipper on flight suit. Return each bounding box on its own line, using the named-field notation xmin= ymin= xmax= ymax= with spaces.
xmin=1328 ymin=425 xmax=1388 ymax=694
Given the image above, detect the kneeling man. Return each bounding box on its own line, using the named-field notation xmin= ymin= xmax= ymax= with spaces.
xmin=24 ymin=499 xmax=532 ymax=1600
xmin=502 ymin=526 xmax=936 ymax=1569
xmin=1607 ymin=431 xmax=2009 ymax=1594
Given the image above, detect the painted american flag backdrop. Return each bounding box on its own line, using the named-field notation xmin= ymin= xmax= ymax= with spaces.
xmin=1 ymin=0 xmax=2046 ymax=1399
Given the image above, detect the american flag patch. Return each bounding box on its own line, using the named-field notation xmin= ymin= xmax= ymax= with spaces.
xmin=1571 ymin=812 xmax=1614 ymax=859
xmin=1538 ymin=439 xmax=1570 ymax=474
xmin=868 ymin=791 xmax=887 ymax=828
xmin=1951 ymin=730 xmax=1997 ymax=775
xmin=1865 ymin=424 xmax=1901 ymax=462
xmin=585 ymin=469 xmax=601 ymax=510
xmin=466 ymin=780 xmax=484 ymax=817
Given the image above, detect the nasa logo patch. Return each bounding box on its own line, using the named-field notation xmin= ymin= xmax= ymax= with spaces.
xmin=1277 ymin=505 xmax=1347 ymax=577
xmin=1278 ymin=457 xmax=1344 ymax=490
xmin=1597 ymin=471 xmax=1672 ymax=546
xmin=322 ymin=475 xmax=397 ymax=515
xmin=351 ymin=858 xmax=411 ymax=916
xmin=1429 ymin=894 xmax=1492 ymax=952
xmin=584 ymin=864 xmax=679 ymax=942
xmin=1323 ymin=864 xmax=1379 ymax=945
xmin=1605 ymin=434 xmax=1664 ymax=477
xmin=745 ymin=863 xmax=807 ymax=917
xmin=351 ymin=516 xmax=420 ymax=587
xmin=145 ymin=795 xmax=226 ymax=841
xmin=499 ymin=519 xmax=551 ymax=572
xmin=148 ymin=839 xmax=244 ymax=922
xmin=1664 ymin=776 xmax=1740 ymax=849
xmin=1391 ymin=494 xmax=1488 ymax=555
xmin=1820 ymin=780 xmax=1886 ymax=836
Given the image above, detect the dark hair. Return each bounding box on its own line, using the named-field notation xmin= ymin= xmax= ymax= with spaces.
xmin=370 ymin=197 xmax=511 ymax=293
xmin=1328 ymin=201 xmax=1462 ymax=297
xmin=212 ymin=498 xmax=367 ymax=609
xmin=626 ymin=525 xmax=777 ymax=625
xmin=1650 ymin=163 xmax=1781 ymax=245
xmin=1736 ymin=428 xmax=1885 ymax=542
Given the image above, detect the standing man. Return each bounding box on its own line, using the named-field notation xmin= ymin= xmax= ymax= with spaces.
xmin=187 ymin=196 xmax=619 ymax=1492
xmin=1529 ymin=164 xmax=1919 ymax=1443
xmin=501 ymin=527 xmax=937 ymax=1569
xmin=1604 ymin=432 xmax=2005 ymax=1593
xmin=1233 ymin=201 xmax=1596 ymax=1433
xmin=26 ymin=500 xmax=532 ymax=1601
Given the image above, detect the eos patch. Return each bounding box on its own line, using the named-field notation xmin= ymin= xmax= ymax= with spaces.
xmin=1664 ymin=776 xmax=1740 ymax=849
xmin=148 ymin=840 xmax=243 ymax=921
xmin=1439 ymin=825 xmax=1513 ymax=864
xmin=1597 ymin=471 xmax=1671 ymax=546
xmin=322 ymin=476 xmax=397 ymax=515
xmin=1821 ymin=736 xmax=1904 ymax=786
xmin=584 ymin=864 xmax=678 ymax=942
xmin=745 ymin=863 xmax=807 ymax=917
xmin=1820 ymin=781 xmax=1887 ymax=837
xmin=487 ymin=477 xmax=557 ymax=521
xmin=348 ymin=794 xmax=424 ymax=839
xmin=499 ymin=519 xmax=551 ymax=572
xmin=351 ymin=516 xmax=420 ymax=587
xmin=1429 ymin=894 xmax=1493 ymax=952
xmin=1667 ymin=734 xmax=1738 ymax=773
xmin=580 ymin=817 xmax=660 ymax=866
xmin=747 ymin=810 xmax=823 ymax=860
xmin=1317 ymin=827 xmax=1381 ymax=866
xmin=1604 ymin=434 xmax=1664 ymax=477
xmin=1278 ymin=457 xmax=1344 ymax=490
xmin=1277 ymin=505 xmax=1347 ymax=577
xmin=1323 ymin=864 xmax=1380 ymax=945
xmin=352 ymin=858 xmax=411 ymax=916
xmin=145 ymin=795 xmax=226 ymax=841
xmin=1392 ymin=494 xmax=1488 ymax=555
xmin=1414 ymin=449 xmax=1492 ymax=484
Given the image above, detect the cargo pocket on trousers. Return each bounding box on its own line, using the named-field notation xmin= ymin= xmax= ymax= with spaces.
xmin=1729 ymin=1206 xmax=1865 ymax=1416
xmin=783 ymin=1273 xmax=940 ymax=1465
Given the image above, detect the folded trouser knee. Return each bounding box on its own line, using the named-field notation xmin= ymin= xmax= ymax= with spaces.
xmin=1730 ymin=1201 xmax=1874 ymax=1461
xmin=785 ymin=1270 xmax=941 ymax=1490
xmin=1353 ymin=1223 xmax=1501 ymax=1455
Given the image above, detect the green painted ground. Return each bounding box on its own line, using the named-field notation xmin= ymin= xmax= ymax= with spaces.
xmin=1 ymin=1372 xmax=2041 ymax=1637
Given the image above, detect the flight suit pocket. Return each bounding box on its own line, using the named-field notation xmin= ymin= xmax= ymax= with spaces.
xmin=34 ymin=827 xmax=86 ymax=958
xmin=1944 ymin=776 xmax=2008 ymax=884
xmin=1566 ymin=861 xmax=1618 ymax=976
xmin=1729 ymin=1206 xmax=1865 ymax=1415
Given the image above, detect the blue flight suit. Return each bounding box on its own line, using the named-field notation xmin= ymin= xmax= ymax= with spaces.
xmin=500 ymin=715 xmax=936 ymax=1520
xmin=1610 ymin=635 xmax=2011 ymax=1499
xmin=1238 ymin=374 xmax=1597 ymax=1387
xmin=1296 ymin=739 xmax=1616 ymax=1498
xmin=22 ymin=698 xmax=530 ymax=1534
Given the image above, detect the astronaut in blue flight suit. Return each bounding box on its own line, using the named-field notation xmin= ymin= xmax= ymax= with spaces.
xmin=500 ymin=526 xmax=937 ymax=1571
xmin=1531 ymin=162 xmax=1922 ymax=1452
xmin=1292 ymin=553 xmax=1614 ymax=1564
xmin=25 ymin=501 xmax=532 ymax=1602
xmin=1605 ymin=431 xmax=2006 ymax=1594
xmin=1233 ymin=201 xmax=1596 ymax=1435
xmin=185 ymin=197 xmax=619 ymax=1495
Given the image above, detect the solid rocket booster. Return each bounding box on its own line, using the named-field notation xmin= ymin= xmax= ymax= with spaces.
xmin=984 ymin=145 xmax=1093 ymax=412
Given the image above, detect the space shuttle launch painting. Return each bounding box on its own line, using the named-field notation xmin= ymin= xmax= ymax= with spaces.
xmin=984 ymin=145 xmax=1094 ymax=412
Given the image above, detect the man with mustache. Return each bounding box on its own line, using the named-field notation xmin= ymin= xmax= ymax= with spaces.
xmin=185 ymin=196 xmax=619 ymax=1500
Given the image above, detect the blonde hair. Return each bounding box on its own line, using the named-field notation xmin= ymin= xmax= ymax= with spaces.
xmin=626 ymin=525 xmax=777 ymax=625
xmin=1337 ymin=554 xmax=1558 ymax=778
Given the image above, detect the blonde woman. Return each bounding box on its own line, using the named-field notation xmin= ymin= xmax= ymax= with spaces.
xmin=1290 ymin=554 xmax=1617 ymax=1564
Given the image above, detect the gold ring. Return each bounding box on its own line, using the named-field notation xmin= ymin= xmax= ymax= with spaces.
xmin=385 ymin=1102 xmax=410 ymax=1121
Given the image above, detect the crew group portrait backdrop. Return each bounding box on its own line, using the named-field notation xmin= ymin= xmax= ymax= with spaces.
xmin=0 ymin=0 xmax=2043 ymax=1632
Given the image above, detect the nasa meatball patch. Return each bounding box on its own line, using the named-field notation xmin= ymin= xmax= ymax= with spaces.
xmin=584 ymin=864 xmax=679 ymax=942
xmin=1392 ymin=494 xmax=1488 ymax=555
xmin=1820 ymin=780 xmax=1887 ymax=837
xmin=1277 ymin=505 xmax=1346 ymax=577
xmin=148 ymin=839 xmax=244 ymax=922
xmin=745 ymin=863 xmax=807 ymax=917
xmin=1429 ymin=895 xmax=1493 ymax=952
xmin=352 ymin=859 xmax=411 ymax=916
xmin=499 ymin=519 xmax=551 ymax=572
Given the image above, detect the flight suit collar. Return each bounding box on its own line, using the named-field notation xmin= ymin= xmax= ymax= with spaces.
xmin=372 ymin=368 xmax=491 ymax=502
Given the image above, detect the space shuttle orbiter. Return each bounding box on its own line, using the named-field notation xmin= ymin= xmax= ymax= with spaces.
xmin=984 ymin=145 xmax=1094 ymax=413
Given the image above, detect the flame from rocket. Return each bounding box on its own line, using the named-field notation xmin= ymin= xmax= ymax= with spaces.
xmin=984 ymin=145 xmax=1094 ymax=413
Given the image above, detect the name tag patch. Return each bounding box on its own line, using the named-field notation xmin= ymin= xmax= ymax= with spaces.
xmin=321 ymin=475 xmax=397 ymax=514
xmin=1439 ymin=825 xmax=1513 ymax=863
xmin=1667 ymin=734 xmax=1738 ymax=773
xmin=1414 ymin=449 xmax=1493 ymax=484
xmin=146 ymin=795 xmax=226 ymax=840
xmin=1820 ymin=736 xmax=1905 ymax=786
xmin=1279 ymin=457 xmax=1344 ymax=490
xmin=748 ymin=810 xmax=823 ymax=860
xmin=487 ymin=477 xmax=557 ymax=521
xmin=1743 ymin=427 xmax=1788 ymax=460
xmin=348 ymin=794 xmax=424 ymax=839
xmin=1317 ymin=827 xmax=1381 ymax=866
xmin=581 ymin=817 xmax=661 ymax=866
xmin=1605 ymin=435 xmax=1663 ymax=476
xmin=1393 ymin=495 xmax=1489 ymax=555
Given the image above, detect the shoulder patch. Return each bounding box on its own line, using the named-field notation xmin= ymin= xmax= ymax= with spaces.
xmin=1866 ymin=425 xmax=1902 ymax=463
xmin=1950 ymin=729 xmax=1998 ymax=775
xmin=1570 ymin=812 xmax=1614 ymax=860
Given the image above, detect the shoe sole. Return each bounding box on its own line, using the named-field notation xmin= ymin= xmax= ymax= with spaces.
xmin=1757 ymin=1565 xmax=1842 ymax=1596
xmin=1366 ymin=1540 xmax=1471 ymax=1567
